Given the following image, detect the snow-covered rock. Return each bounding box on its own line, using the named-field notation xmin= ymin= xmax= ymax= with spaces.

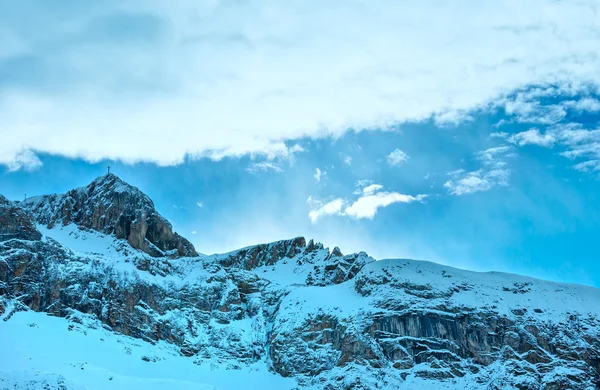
xmin=21 ymin=174 xmax=197 ymax=257
xmin=0 ymin=195 xmax=41 ymax=241
xmin=1 ymin=174 xmax=599 ymax=389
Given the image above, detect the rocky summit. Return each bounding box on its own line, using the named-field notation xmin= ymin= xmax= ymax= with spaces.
xmin=0 ymin=175 xmax=599 ymax=390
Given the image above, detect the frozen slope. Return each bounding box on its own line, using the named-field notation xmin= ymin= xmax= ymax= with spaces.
xmin=0 ymin=308 xmax=301 ymax=390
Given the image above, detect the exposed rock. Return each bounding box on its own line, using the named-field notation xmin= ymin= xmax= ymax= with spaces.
xmin=0 ymin=195 xmax=42 ymax=241
xmin=220 ymin=237 xmax=308 ymax=270
xmin=307 ymin=251 xmax=374 ymax=286
xmin=21 ymin=174 xmax=197 ymax=257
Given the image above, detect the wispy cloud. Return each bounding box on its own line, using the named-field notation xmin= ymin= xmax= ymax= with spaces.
xmin=314 ymin=168 xmax=325 ymax=182
xmin=444 ymin=146 xmax=512 ymax=195
xmin=245 ymin=162 xmax=283 ymax=174
xmin=444 ymin=169 xmax=510 ymax=195
xmin=344 ymin=191 xmax=426 ymax=219
xmin=387 ymin=149 xmax=410 ymax=166
xmin=562 ymin=98 xmax=600 ymax=113
xmin=495 ymin=123 xmax=600 ymax=174
xmin=495 ymin=128 xmax=556 ymax=147
xmin=500 ymin=97 xmax=566 ymax=125
xmin=573 ymin=160 xmax=600 ymax=172
xmin=309 ymin=183 xmax=426 ymax=222
xmin=5 ymin=150 xmax=42 ymax=172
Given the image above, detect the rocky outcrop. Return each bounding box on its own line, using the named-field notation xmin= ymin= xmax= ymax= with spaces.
xmin=0 ymin=195 xmax=41 ymax=241
xmin=306 ymin=251 xmax=374 ymax=286
xmin=220 ymin=237 xmax=309 ymax=270
xmin=21 ymin=174 xmax=197 ymax=257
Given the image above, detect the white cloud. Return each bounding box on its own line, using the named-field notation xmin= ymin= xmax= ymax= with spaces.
xmin=2 ymin=1 xmax=600 ymax=169
xmin=308 ymin=198 xmax=345 ymax=223
xmin=500 ymin=97 xmax=566 ymax=125
xmin=309 ymin=183 xmax=425 ymax=222
xmin=476 ymin=146 xmax=513 ymax=162
xmin=444 ymin=169 xmax=510 ymax=195
xmin=433 ymin=110 xmax=473 ymax=126
xmin=191 ymin=230 xmax=197 ymax=235
xmin=314 ymin=168 xmax=325 ymax=182
xmin=555 ymin=126 xmax=600 ymax=169
xmin=343 ymin=156 xmax=353 ymax=166
xmin=387 ymin=149 xmax=410 ymax=166
xmin=344 ymin=191 xmax=426 ymax=219
xmin=562 ymin=98 xmax=600 ymax=112
xmin=445 ymin=146 xmax=512 ymax=195
xmin=245 ymin=162 xmax=283 ymax=174
xmin=6 ymin=150 xmax=42 ymax=172
xmin=573 ymin=160 xmax=600 ymax=172
xmin=496 ymin=124 xmax=600 ymax=173
xmin=500 ymin=128 xmax=556 ymax=147
xmin=362 ymin=184 xmax=384 ymax=196
xmin=196 ymin=202 xmax=203 ymax=208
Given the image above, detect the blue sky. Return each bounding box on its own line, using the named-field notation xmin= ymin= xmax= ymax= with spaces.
xmin=1 ymin=1 xmax=600 ymax=287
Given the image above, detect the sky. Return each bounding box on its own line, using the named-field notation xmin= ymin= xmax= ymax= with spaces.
xmin=1 ymin=0 xmax=600 ymax=287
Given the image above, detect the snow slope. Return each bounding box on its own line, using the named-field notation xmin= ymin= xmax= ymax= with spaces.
xmin=0 ymin=309 xmax=303 ymax=390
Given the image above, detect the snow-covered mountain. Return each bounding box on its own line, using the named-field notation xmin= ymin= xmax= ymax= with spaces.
xmin=1 ymin=174 xmax=599 ymax=390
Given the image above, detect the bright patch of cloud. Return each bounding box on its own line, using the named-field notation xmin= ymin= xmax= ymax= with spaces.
xmin=433 ymin=110 xmax=473 ymax=126
xmin=344 ymin=191 xmax=426 ymax=219
xmin=498 ymin=128 xmax=556 ymax=147
xmin=2 ymin=1 xmax=600 ymax=169
xmin=343 ymin=156 xmax=353 ymax=166
xmin=573 ymin=160 xmax=600 ymax=172
xmin=444 ymin=169 xmax=510 ymax=195
xmin=6 ymin=150 xmax=42 ymax=172
xmin=196 ymin=202 xmax=203 ymax=208
xmin=563 ymin=98 xmax=600 ymax=112
xmin=445 ymin=146 xmax=512 ymax=195
xmin=476 ymin=146 xmax=513 ymax=163
xmin=362 ymin=184 xmax=384 ymax=196
xmin=309 ymin=183 xmax=425 ymax=222
xmin=500 ymin=96 xmax=567 ymax=125
xmin=308 ymin=198 xmax=345 ymax=223
xmin=387 ymin=149 xmax=410 ymax=166
xmin=495 ymin=123 xmax=600 ymax=173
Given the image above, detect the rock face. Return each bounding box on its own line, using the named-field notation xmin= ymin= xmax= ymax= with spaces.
xmin=0 ymin=195 xmax=41 ymax=241
xmin=21 ymin=174 xmax=197 ymax=257
xmin=1 ymin=176 xmax=599 ymax=390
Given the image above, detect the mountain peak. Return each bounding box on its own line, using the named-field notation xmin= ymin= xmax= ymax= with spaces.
xmin=21 ymin=175 xmax=197 ymax=258
xmin=83 ymin=173 xmax=154 ymax=207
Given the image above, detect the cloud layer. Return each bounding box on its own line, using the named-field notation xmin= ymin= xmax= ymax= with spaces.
xmin=1 ymin=0 xmax=600 ymax=169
